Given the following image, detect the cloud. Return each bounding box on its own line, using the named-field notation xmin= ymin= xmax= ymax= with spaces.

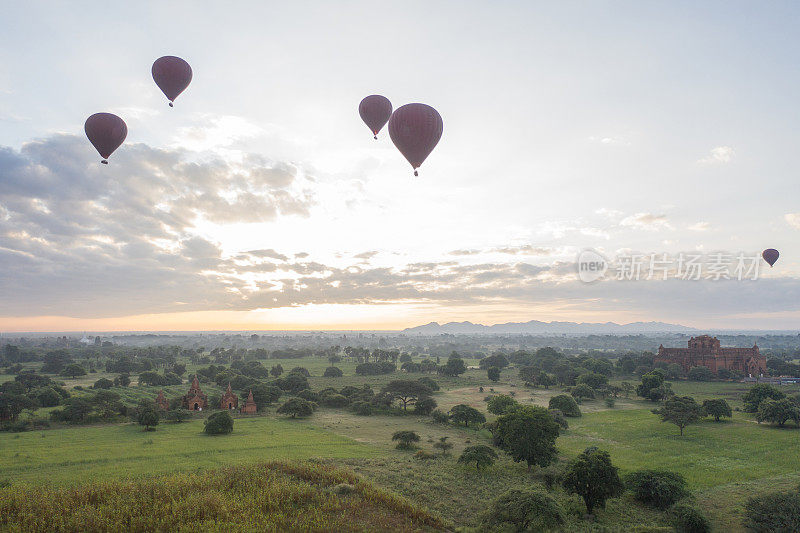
xmin=619 ymin=213 xmax=673 ymax=231
xmin=785 ymin=213 xmax=800 ymax=230
xmin=698 ymin=146 xmax=734 ymax=164
xmin=353 ymin=250 xmax=379 ymax=260
xmin=243 ymin=249 xmax=289 ymax=261
xmin=448 ymin=249 xmax=481 ymax=256
xmin=687 ymin=222 xmax=710 ymax=232
xmin=491 ymin=245 xmax=554 ymax=256
xmin=588 ymin=135 xmax=630 ymax=146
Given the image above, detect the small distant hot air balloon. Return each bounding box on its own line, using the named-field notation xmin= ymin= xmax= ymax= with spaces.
xmin=388 ymin=103 xmax=443 ymax=176
xmin=152 ymin=56 xmax=193 ymax=107
xmin=84 ymin=113 xmax=127 ymax=164
xmin=359 ymin=95 xmax=392 ymax=139
xmin=762 ymin=248 xmax=780 ymax=267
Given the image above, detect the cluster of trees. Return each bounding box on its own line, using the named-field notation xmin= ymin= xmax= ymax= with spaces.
xmin=0 ymin=372 xmax=71 ymax=429
xmin=744 ymin=384 xmax=800 ymax=428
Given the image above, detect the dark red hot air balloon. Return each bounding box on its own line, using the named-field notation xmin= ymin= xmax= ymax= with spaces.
xmin=84 ymin=113 xmax=127 ymax=164
xmin=152 ymin=56 xmax=192 ymax=107
xmin=762 ymin=248 xmax=779 ymax=267
xmin=388 ymin=103 xmax=443 ymax=176
xmin=359 ymin=95 xmax=392 ymax=139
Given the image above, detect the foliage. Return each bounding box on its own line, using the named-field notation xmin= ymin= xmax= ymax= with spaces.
xmin=248 ymin=383 xmax=282 ymax=408
xmin=672 ymin=504 xmax=711 ymax=533
xmin=438 ymin=355 xmax=467 ymax=377
xmin=481 ymin=489 xmax=564 ymax=532
xmin=60 ymin=364 xmax=87 ymax=379
xmin=432 ymin=436 xmax=453 ymax=456
xmin=701 ymin=398 xmax=732 ymax=421
xmin=449 ymin=404 xmax=486 ymax=427
xmin=494 ymin=405 xmax=560 ymax=471
xmin=487 ymin=366 xmax=501 ymax=382
xmin=391 ymin=430 xmax=421 ymax=450
xmin=687 ymin=366 xmax=714 ymax=382
xmin=93 ymin=378 xmax=114 ymax=390
xmin=382 ymin=380 xmax=432 ymax=411
xmin=431 ymin=409 xmax=449 ymax=424
xmin=743 ymin=384 xmax=785 ymax=413
xmin=417 ymin=377 xmax=439 ymax=391
xmin=637 ymin=370 xmax=666 ymax=401
xmin=137 ymin=406 xmax=160 ymax=431
xmin=625 ymin=470 xmax=688 ymax=509
xmin=756 ymin=398 xmax=800 ymax=427
xmin=548 ymin=409 xmax=569 ymax=430
xmin=355 ymin=361 xmax=396 ymax=376
xmin=548 ymin=394 xmax=581 ymax=417
xmin=571 ymin=383 xmax=595 ymax=400
xmin=323 ymin=366 xmax=343 ymax=377
xmin=654 ymin=396 xmax=703 ymax=436
xmin=487 ymin=394 xmax=519 ymax=415
xmin=604 ymin=397 xmax=616 ymax=408
xmin=204 ymin=411 xmax=234 ymax=435
xmin=277 ymin=398 xmax=314 ymax=419
xmin=270 ymin=364 xmax=284 ymax=377
xmin=414 ymin=396 xmax=437 ymax=415
xmin=275 ymin=373 xmax=309 ymax=394
xmin=578 ymin=371 xmax=608 ymax=389
xmin=165 ymin=410 xmax=191 ymax=423
xmin=744 ymin=489 xmax=800 ymax=533
xmin=290 ymin=367 xmax=311 ymax=377
xmin=458 ymin=445 xmax=498 ymax=471
xmin=351 ymin=401 xmax=373 ymax=416
xmin=320 ymin=393 xmax=350 ymax=408
xmin=562 ymin=447 xmax=624 ymax=514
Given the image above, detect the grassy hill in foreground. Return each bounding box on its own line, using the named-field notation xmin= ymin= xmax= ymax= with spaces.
xmin=0 ymin=461 xmax=447 ymax=533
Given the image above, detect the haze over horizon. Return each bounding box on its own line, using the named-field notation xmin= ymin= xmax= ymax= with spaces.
xmin=2 ymin=2 xmax=800 ymax=332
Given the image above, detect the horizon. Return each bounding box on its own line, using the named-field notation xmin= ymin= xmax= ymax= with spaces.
xmin=2 ymin=2 xmax=800 ymax=331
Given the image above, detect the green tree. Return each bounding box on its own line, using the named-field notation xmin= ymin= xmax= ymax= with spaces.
xmin=414 ymin=396 xmax=437 ymax=415
xmin=391 ymin=430 xmax=421 ymax=450
xmin=577 ymin=372 xmax=608 ymax=389
xmin=743 ymin=384 xmax=785 ymax=412
xmin=563 ymin=447 xmax=624 ymax=514
xmin=744 ymin=489 xmax=800 ymax=533
xmin=93 ymin=378 xmax=114 ymax=389
xmin=276 ymin=398 xmax=314 ymax=418
xmin=204 ymin=411 xmax=233 ymax=434
xmin=247 ymin=383 xmax=282 ymax=408
xmin=548 ymin=394 xmax=581 ymax=417
xmin=687 ymin=366 xmax=714 ymax=382
xmin=757 ymin=398 xmax=800 ymax=427
xmin=60 ymin=364 xmax=87 ymax=379
xmin=449 ymin=404 xmax=486 ymax=427
xmin=494 ymin=405 xmax=560 ymax=471
xmin=323 ymin=366 xmax=343 ymax=377
xmin=438 ymin=356 xmax=467 ymax=377
xmin=655 ymin=396 xmax=703 ymax=436
xmin=137 ymin=406 xmax=160 ymax=431
xmin=458 ymin=445 xmax=498 ymax=471
xmin=487 ymin=395 xmax=519 ymax=415
xmin=433 ymin=436 xmax=453 ymax=456
xmin=270 ymin=364 xmax=284 ymax=377
xmin=571 ymin=384 xmax=595 ymax=400
xmin=114 ymin=374 xmax=131 ymax=387
xmin=382 ymin=380 xmax=432 ymax=411
xmin=625 ymin=470 xmax=688 ymax=509
xmin=487 ymin=366 xmax=501 ymax=382
xmin=701 ymin=398 xmax=732 ymax=422
xmin=636 ymin=370 xmax=665 ymax=401
xmin=481 ymin=489 xmax=564 ymax=532
xmin=0 ymin=394 xmax=37 ymax=422
xmin=672 ymin=504 xmax=711 ymax=533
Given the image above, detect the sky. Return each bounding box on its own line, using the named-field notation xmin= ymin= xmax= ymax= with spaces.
xmin=1 ymin=1 xmax=799 ymax=332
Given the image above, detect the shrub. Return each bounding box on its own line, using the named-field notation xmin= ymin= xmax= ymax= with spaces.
xmin=687 ymin=366 xmax=714 ymax=382
xmin=166 ymin=410 xmax=191 ymax=423
xmin=290 ymin=367 xmax=310 ymax=377
xmin=414 ymin=450 xmax=436 ymax=461
xmin=458 ymin=445 xmax=498 ymax=471
xmin=433 ymin=436 xmax=453 ymax=456
xmin=351 ymin=401 xmax=372 ymax=416
xmin=743 ymin=384 xmax=785 ymax=413
xmin=548 ymin=409 xmax=568 ymax=430
xmin=137 ymin=406 xmax=160 ymax=431
xmin=604 ymin=397 xmax=616 ymax=408
xmin=757 ymin=398 xmax=800 ymax=427
xmin=323 ymin=366 xmax=343 ymax=377
xmin=355 ymin=362 xmax=396 ymax=376
xmin=431 ymin=409 xmax=449 ymax=424
xmin=392 ymin=430 xmax=420 ymax=450
xmin=481 ymin=489 xmax=564 ymax=532
xmin=702 ymin=398 xmax=732 ymax=421
xmin=417 ymin=377 xmax=439 ymax=391
xmin=563 ymin=447 xmax=624 ymax=514
xmin=571 ymin=384 xmax=595 ymax=400
xmin=414 ymin=397 xmax=437 ymax=415
xmin=744 ymin=489 xmax=800 ymax=532
xmin=449 ymin=404 xmax=486 ymax=427
xmin=548 ymin=394 xmax=581 ymax=417
xmin=487 ymin=366 xmax=501 ymax=382
xmin=276 ymin=398 xmax=314 ymax=418
xmin=672 ymin=504 xmax=711 ymax=533
xmin=625 ymin=470 xmax=688 ymax=509
xmin=487 ymin=395 xmax=519 ymax=415
xmin=204 ymin=411 xmax=233 ymax=435
xmin=321 ymin=393 xmax=350 ymax=408
xmin=93 ymin=378 xmax=114 ymax=390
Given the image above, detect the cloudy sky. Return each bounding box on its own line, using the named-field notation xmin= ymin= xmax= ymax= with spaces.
xmin=1 ymin=1 xmax=799 ymax=331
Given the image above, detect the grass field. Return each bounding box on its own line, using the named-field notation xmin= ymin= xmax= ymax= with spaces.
xmin=0 ymin=415 xmax=378 ymax=486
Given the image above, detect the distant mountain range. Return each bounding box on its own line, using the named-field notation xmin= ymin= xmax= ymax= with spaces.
xmin=402 ymin=320 xmax=698 ymax=335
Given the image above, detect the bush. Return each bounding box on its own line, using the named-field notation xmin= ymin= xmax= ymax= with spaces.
xmin=414 ymin=450 xmax=436 ymax=461
xmin=487 ymin=395 xmax=519 ymax=415
xmin=417 ymin=377 xmax=439 ymax=391
xmin=458 ymin=445 xmax=498 ymax=471
xmin=414 ymin=397 xmax=437 ymax=415
xmin=548 ymin=394 xmax=581 ymax=417
xmin=625 ymin=470 xmax=689 ymax=509
xmin=290 ymin=367 xmax=310 ymax=377
xmin=571 ymin=384 xmax=595 ymax=400
xmin=481 ymin=489 xmax=564 ymax=532
xmin=276 ymin=398 xmax=314 ymax=418
xmin=355 ymin=361 xmax=396 ymax=376
xmin=744 ymin=489 xmax=800 ymax=532
xmin=323 ymin=366 xmax=343 ymax=377
xmin=431 ymin=409 xmax=449 ymax=424
xmin=687 ymin=366 xmax=714 ymax=382
xmin=93 ymin=378 xmax=114 ymax=390
xmin=392 ymin=430 xmax=420 ymax=450
xmin=321 ymin=393 xmax=350 ymax=408
xmin=604 ymin=397 xmax=616 ymax=408
xmin=297 ymin=389 xmax=320 ymax=403
xmin=743 ymin=384 xmax=785 ymax=413
xmin=548 ymin=409 xmax=568 ymax=430
xmin=351 ymin=401 xmax=373 ymax=416
xmin=166 ymin=410 xmax=191 ymax=423
xmin=672 ymin=504 xmax=711 ymax=533
xmin=204 ymin=411 xmax=233 ymax=435
xmin=487 ymin=366 xmax=501 ymax=382
xmin=137 ymin=406 xmax=160 ymax=431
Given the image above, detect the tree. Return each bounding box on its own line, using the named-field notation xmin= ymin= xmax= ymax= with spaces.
xmin=571 ymin=384 xmax=595 ymax=400
xmin=270 ymin=364 xmax=284 ymax=377
xmin=548 ymin=409 xmax=569 ymax=430
xmin=61 ymin=364 xmax=87 ymax=379
xmin=138 ymin=371 xmax=166 ymax=386
xmin=417 ymin=377 xmax=440 ymax=391
xmin=290 ymin=367 xmax=310 ymax=377
xmin=449 ymin=404 xmax=486 ymax=427
xmin=204 ymin=411 xmax=233 ymax=435
xmin=438 ymin=355 xmax=467 ymax=377
xmin=625 ymin=470 xmax=688 ymax=509
xmin=382 ymin=380 xmax=432 ymax=411
xmin=433 ymin=436 xmax=453 ymax=456
xmin=487 ymin=366 xmax=501 ymax=382
xmin=0 ymin=394 xmax=37 ymax=422
xmin=487 ymin=395 xmax=519 ymax=415
xmin=276 ymin=398 xmax=313 ymax=418
xmin=323 ymin=366 xmax=343 ymax=377
xmin=247 ymin=383 xmax=282 ymax=408
xmin=701 ymin=399 xmax=732 ymax=422
xmin=620 ymin=382 xmax=634 ymax=398
xmin=166 ymin=410 xmax=191 ymax=423
xmin=93 ymin=378 xmax=114 ymax=390
xmin=636 ymin=370 xmax=665 ymax=401
xmin=563 ymin=447 xmax=624 ymax=514
xmin=577 ymin=372 xmax=608 ymax=389
xmin=655 ymin=396 xmax=703 ymax=436
xmin=672 ymin=504 xmax=711 ymax=533
xmin=36 ymin=387 xmax=62 ymax=407
xmin=414 ymin=396 xmax=437 ymax=415
xmin=481 ymin=489 xmax=564 ymax=532
xmin=137 ymin=406 xmax=160 ymax=431
xmin=458 ymin=445 xmax=498 ymax=471
xmin=548 ymin=394 xmax=581 ymax=417
xmin=757 ymin=398 xmax=800 ymax=427
xmin=351 ymin=401 xmax=372 ymax=416
xmin=744 ymin=489 xmax=800 ymax=533
xmin=114 ymin=374 xmax=131 ymax=387
xmin=276 ymin=373 xmax=309 ymax=394
xmin=391 ymin=430 xmax=420 ymax=450
xmin=494 ymin=405 xmax=560 ymax=471
xmin=687 ymin=366 xmax=713 ymax=382
xmin=743 ymin=384 xmax=785 ymax=412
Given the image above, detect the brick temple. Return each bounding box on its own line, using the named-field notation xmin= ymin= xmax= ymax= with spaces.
xmin=220 ymin=383 xmax=239 ymax=410
xmin=182 ymin=375 xmax=208 ymax=411
xmin=655 ymin=335 xmax=766 ymax=376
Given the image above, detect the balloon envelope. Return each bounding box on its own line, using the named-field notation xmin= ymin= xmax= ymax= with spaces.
xmin=359 ymin=95 xmax=392 ymax=139
xmin=84 ymin=113 xmax=127 ymax=163
xmin=762 ymin=248 xmax=779 ymax=267
xmin=388 ymin=103 xmax=443 ymax=175
xmin=152 ymin=56 xmax=192 ymax=106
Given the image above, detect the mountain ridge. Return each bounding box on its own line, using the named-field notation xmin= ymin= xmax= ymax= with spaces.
xmin=402 ymin=320 xmax=697 ymax=334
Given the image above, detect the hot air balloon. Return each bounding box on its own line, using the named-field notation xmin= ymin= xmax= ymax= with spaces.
xmin=388 ymin=103 xmax=443 ymax=176
xmin=84 ymin=113 xmax=127 ymax=164
xmin=762 ymin=248 xmax=779 ymax=267
xmin=152 ymin=56 xmax=193 ymax=107
xmin=359 ymin=95 xmax=392 ymax=139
